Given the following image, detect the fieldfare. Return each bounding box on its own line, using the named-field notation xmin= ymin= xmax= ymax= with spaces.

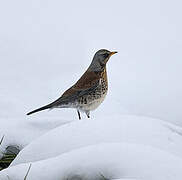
xmin=27 ymin=49 xmax=117 ymax=119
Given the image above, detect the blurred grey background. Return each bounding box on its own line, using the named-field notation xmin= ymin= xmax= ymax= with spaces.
xmin=0 ymin=0 xmax=182 ymax=125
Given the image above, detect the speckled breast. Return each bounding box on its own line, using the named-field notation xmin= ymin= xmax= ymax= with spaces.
xmin=78 ymin=69 xmax=108 ymax=111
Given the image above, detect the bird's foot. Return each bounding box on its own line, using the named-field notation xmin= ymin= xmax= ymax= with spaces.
xmin=77 ymin=110 xmax=81 ymax=120
xmin=86 ymin=111 xmax=90 ymax=119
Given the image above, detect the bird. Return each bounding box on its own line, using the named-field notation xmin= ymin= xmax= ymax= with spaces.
xmin=27 ymin=49 xmax=117 ymax=119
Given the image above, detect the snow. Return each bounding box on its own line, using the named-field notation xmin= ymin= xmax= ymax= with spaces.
xmin=11 ymin=115 xmax=182 ymax=166
xmin=0 ymin=0 xmax=182 ymax=179
xmin=0 ymin=117 xmax=71 ymax=158
xmin=1 ymin=143 xmax=182 ymax=180
xmin=111 ymin=179 xmax=138 ymax=180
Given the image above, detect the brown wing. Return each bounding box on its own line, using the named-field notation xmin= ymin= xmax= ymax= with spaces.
xmin=27 ymin=69 xmax=107 ymax=113
xmin=49 ymin=70 xmax=103 ymax=107
xmin=61 ymin=70 xmax=101 ymax=98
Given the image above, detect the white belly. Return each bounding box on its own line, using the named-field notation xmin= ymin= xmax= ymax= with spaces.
xmin=80 ymin=93 xmax=107 ymax=112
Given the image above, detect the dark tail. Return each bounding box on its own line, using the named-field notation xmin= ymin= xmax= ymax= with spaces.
xmin=27 ymin=104 xmax=52 ymax=115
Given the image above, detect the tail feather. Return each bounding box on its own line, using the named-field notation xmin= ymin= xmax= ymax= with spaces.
xmin=27 ymin=104 xmax=51 ymax=115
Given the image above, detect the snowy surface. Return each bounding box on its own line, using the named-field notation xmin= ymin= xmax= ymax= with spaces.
xmin=0 ymin=0 xmax=182 ymax=179
xmin=1 ymin=143 xmax=182 ymax=180
xmin=11 ymin=115 xmax=182 ymax=166
xmin=0 ymin=117 xmax=71 ymax=158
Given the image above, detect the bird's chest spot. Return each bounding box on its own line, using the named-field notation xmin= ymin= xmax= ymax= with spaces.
xmin=78 ymin=77 xmax=108 ymax=111
xmin=88 ymin=77 xmax=107 ymax=99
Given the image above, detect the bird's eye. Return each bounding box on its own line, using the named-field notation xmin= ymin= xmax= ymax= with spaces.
xmin=103 ymin=53 xmax=109 ymax=58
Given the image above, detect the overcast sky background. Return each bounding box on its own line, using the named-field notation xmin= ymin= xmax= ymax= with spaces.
xmin=0 ymin=0 xmax=182 ymax=125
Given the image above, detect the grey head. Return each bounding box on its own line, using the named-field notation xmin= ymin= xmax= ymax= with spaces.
xmin=88 ymin=49 xmax=117 ymax=72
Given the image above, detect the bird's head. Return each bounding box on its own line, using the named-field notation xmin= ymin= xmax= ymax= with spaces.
xmin=89 ymin=49 xmax=117 ymax=72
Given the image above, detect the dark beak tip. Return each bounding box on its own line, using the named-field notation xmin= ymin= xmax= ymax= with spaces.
xmin=110 ymin=51 xmax=118 ymax=55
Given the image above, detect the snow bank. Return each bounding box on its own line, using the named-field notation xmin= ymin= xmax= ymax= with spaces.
xmin=1 ymin=143 xmax=182 ymax=180
xmin=111 ymin=179 xmax=138 ymax=180
xmin=0 ymin=117 xmax=72 ymax=158
xmin=11 ymin=115 xmax=182 ymax=166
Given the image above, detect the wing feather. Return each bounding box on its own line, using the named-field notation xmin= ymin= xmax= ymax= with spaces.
xmin=51 ymin=71 xmax=102 ymax=107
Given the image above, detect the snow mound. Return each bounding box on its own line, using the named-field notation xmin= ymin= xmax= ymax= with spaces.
xmin=0 ymin=117 xmax=72 ymax=158
xmin=11 ymin=115 xmax=182 ymax=166
xmin=1 ymin=143 xmax=182 ymax=180
xmin=111 ymin=179 xmax=138 ymax=180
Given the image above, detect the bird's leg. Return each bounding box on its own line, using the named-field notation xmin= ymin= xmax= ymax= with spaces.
xmin=86 ymin=111 xmax=90 ymax=118
xmin=77 ymin=110 xmax=81 ymax=120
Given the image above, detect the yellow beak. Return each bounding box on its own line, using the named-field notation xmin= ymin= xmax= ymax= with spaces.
xmin=110 ymin=51 xmax=118 ymax=56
